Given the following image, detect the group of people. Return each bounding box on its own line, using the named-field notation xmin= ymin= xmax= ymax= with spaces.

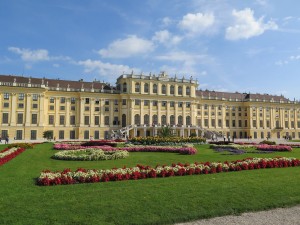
xmin=0 ymin=136 xmax=9 ymax=144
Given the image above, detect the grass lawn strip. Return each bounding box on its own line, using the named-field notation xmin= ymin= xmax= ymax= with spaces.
xmin=1 ymin=143 xmax=300 ymax=225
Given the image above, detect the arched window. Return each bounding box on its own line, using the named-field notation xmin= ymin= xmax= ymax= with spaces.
xmin=186 ymin=116 xmax=191 ymax=125
xmin=144 ymin=83 xmax=149 ymax=93
xmin=170 ymin=115 xmax=175 ymax=125
xmin=178 ymin=86 xmax=183 ymax=95
xmin=134 ymin=114 xmax=140 ymax=125
xmin=135 ymin=82 xmax=140 ymax=92
xmin=186 ymin=87 xmax=190 ymax=95
xmin=123 ymin=82 xmax=127 ymax=92
xmin=170 ymin=85 xmax=175 ymax=94
xmin=178 ymin=115 xmax=183 ymax=125
xmin=161 ymin=115 xmax=167 ymax=125
xmin=153 ymin=84 xmax=158 ymax=93
xmin=162 ymin=85 xmax=166 ymax=94
xmin=152 ymin=115 xmax=158 ymax=125
xmin=144 ymin=114 xmax=149 ymax=125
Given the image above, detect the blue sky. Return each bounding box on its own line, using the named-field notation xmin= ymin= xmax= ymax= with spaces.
xmin=1 ymin=0 xmax=300 ymax=99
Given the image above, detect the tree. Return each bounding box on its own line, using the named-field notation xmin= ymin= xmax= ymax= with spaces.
xmin=43 ymin=130 xmax=53 ymax=140
xmin=160 ymin=126 xmax=173 ymax=137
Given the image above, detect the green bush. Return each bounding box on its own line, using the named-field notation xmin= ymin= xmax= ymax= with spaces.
xmin=7 ymin=143 xmax=34 ymax=149
xmin=259 ymin=140 xmax=276 ymax=145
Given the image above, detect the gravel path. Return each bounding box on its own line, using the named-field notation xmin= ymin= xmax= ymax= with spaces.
xmin=176 ymin=205 xmax=300 ymax=225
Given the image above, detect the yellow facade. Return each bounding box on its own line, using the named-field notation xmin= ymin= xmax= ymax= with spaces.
xmin=0 ymin=73 xmax=299 ymax=141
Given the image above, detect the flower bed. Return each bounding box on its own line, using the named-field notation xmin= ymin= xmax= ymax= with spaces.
xmin=37 ymin=157 xmax=300 ymax=186
xmin=52 ymin=149 xmax=129 ymax=161
xmin=256 ymin=144 xmax=292 ymax=152
xmin=0 ymin=147 xmax=26 ymax=166
xmin=53 ymin=144 xmax=197 ymax=155
xmin=279 ymin=144 xmax=300 ymax=148
xmin=129 ymin=136 xmax=206 ymax=145
xmin=210 ymin=144 xmax=254 ymax=150
xmin=81 ymin=140 xmax=125 ymax=147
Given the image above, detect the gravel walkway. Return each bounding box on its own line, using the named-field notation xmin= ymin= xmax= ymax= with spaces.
xmin=176 ymin=205 xmax=300 ymax=225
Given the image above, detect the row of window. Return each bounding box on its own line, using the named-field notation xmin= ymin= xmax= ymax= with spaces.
xmin=134 ymin=100 xmax=191 ymax=107
xmin=122 ymin=82 xmax=191 ymax=95
xmin=132 ymin=114 xmax=192 ymax=126
xmin=2 ymin=93 xmax=39 ymax=100
xmin=47 ymin=115 xmax=116 ymax=126
xmin=49 ymin=97 xmax=119 ymax=105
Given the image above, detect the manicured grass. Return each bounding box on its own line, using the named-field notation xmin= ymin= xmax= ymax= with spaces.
xmin=1 ymin=143 xmax=300 ymax=225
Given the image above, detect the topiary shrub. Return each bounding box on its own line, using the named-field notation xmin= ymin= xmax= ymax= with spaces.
xmin=259 ymin=140 xmax=276 ymax=145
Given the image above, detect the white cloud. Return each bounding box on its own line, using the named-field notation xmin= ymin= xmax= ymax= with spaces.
xmin=178 ymin=12 xmax=215 ymax=35
xmin=152 ymin=30 xmax=182 ymax=46
xmin=98 ymin=35 xmax=154 ymax=58
xmin=162 ymin=17 xmax=172 ymax=26
xmin=225 ymin=8 xmax=278 ymax=40
xmin=255 ymin=0 xmax=268 ymax=6
xmin=78 ymin=59 xmax=138 ymax=81
xmin=8 ymin=47 xmax=50 ymax=62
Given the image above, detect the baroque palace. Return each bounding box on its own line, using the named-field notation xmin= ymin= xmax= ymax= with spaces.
xmin=0 ymin=72 xmax=299 ymax=141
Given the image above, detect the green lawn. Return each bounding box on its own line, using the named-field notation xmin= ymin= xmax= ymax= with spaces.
xmin=1 ymin=143 xmax=300 ymax=225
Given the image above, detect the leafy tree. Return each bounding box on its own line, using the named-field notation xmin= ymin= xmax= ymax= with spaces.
xmin=43 ymin=130 xmax=53 ymax=140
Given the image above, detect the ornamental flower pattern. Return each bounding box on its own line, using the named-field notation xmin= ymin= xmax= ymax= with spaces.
xmin=53 ymin=144 xmax=197 ymax=155
xmin=0 ymin=147 xmax=26 ymax=166
xmin=37 ymin=157 xmax=300 ymax=186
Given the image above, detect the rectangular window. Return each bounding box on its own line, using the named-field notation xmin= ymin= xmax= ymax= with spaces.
xmin=178 ymin=102 xmax=183 ymax=107
xmin=135 ymin=99 xmax=141 ymax=105
xmin=211 ymin=119 xmax=215 ymax=127
xmin=153 ymin=101 xmax=158 ymax=106
xmin=70 ymin=130 xmax=76 ymax=139
xmin=1 ymin=130 xmax=8 ymax=138
xmin=94 ymin=130 xmax=100 ymax=139
xmin=113 ymin=116 xmax=118 ymax=125
xmin=19 ymin=93 xmax=25 ymax=100
xmin=104 ymin=116 xmax=109 ymax=125
xmin=245 ymin=120 xmax=248 ymax=127
xmin=16 ymin=130 xmax=23 ymax=140
xmin=105 ymin=107 xmax=109 ymax=112
xmin=186 ymin=102 xmax=191 ymax=108
xmin=297 ymin=121 xmax=300 ymax=128
xmin=218 ymin=119 xmax=222 ymax=127
xmin=32 ymin=94 xmax=38 ymax=101
xmin=232 ymin=120 xmax=236 ymax=127
xmin=85 ymin=98 xmax=90 ymax=104
xmin=226 ymin=120 xmax=229 ymax=127
xmin=204 ymin=119 xmax=208 ymax=127
xmin=114 ymin=99 xmax=118 ymax=105
xmin=85 ymin=106 xmax=90 ymax=111
xmin=253 ymin=120 xmax=257 ymax=127
xmin=3 ymin=102 xmax=9 ymax=108
xmin=31 ymin=114 xmax=38 ymax=124
xmin=30 ymin=130 xmax=37 ymax=140
xmin=95 ymin=99 xmax=100 ymax=104
xmin=4 ymin=93 xmax=9 ymax=100
xmin=84 ymin=130 xmax=89 ymax=139
xmin=105 ymin=99 xmax=109 ymax=105
xmin=122 ymin=99 xmax=126 ymax=105
xmin=267 ymin=120 xmax=270 ymax=128
xmin=71 ymin=97 xmax=76 ymax=104
xmin=260 ymin=120 xmax=263 ymax=128
xmin=32 ymin=104 xmax=38 ymax=109
xmin=70 ymin=115 xmax=76 ymax=125
xmin=285 ymin=121 xmax=289 ymax=128
xmin=59 ymin=130 xmax=64 ymax=139
xmin=84 ymin=116 xmax=89 ymax=125
xmin=95 ymin=116 xmax=100 ymax=125
xmin=144 ymin=100 xmax=149 ymax=106
xmin=291 ymin=121 xmax=295 ymax=128
xmin=238 ymin=120 xmax=242 ymax=127
xmin=49 ymin=115 xmax=54 ymax=125
xmin=2 ymin=113 xmax=9 ymax=124
xmin=50 ymin=97 xmax=55 ymax=103
xmin=71 ymin=106 xmax=75 ymax=111
xmin=18 ymin=103 xmax=24 ymax=108
xmin=60 ymin=97 xmax=65 ymax=103
xmin=59 ymin=115 xmax=65 ymax=125
xmin=17 ymin=113 xmax=23 ymax=124
xmin=95 ymin=107 xmax=100 ymax=112
xmin=60 ymin=106 xmax=65 ymax=110
xmin=162 ymin=101 xmax=167 ymax=107
xmin=49 ymin=105 xmax=54 ymax=110
xmin=170 ymin=101 xmax=175 ymax=107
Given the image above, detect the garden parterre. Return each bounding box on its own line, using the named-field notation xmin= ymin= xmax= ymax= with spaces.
xmin=37 ymin=157 xmax=300 ymax=186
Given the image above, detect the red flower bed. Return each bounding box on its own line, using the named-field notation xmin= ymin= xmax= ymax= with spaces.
xmin=37 ymin=157 xmax=300 ymax=186
xmin=0 ymin=147 xmax=26 ymax=166
xmin=256 ymin=144 xmax=292 ymax=152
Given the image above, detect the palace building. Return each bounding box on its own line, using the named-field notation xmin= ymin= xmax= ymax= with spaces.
xmin=0 ymin=72 xmax=299 ymax=141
